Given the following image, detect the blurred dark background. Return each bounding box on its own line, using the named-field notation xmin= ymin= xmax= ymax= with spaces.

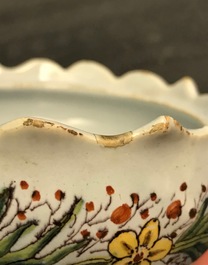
xmin=0 ymin=0 xmax=208 ymax=92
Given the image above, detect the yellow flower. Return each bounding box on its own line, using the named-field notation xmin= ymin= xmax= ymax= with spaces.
xmin=108 ymin=218 xmax=172 ymax=265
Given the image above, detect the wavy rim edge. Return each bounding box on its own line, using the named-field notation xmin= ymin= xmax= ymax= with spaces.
xmin=1 ymin=116 xmax=208 ymax=148
xmin=0 ymin=58 xmax=208 ymax=134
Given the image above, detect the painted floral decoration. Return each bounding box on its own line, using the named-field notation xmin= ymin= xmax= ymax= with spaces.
xmin=0 ymin=181 xmax=207 ymax=264
xmin=108 ymin=219 xmax=172 ymax=265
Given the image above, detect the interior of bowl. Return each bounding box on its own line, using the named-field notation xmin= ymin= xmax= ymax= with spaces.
xmin=0 ymin=88 xmax=204 ymax=135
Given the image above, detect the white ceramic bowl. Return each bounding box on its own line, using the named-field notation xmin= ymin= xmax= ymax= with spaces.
xmin=0 ymin=59 xmax=207 ymax=265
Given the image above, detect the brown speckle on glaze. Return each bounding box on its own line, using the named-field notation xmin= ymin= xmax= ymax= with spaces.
xmin=172 ymin=118 xmax=191 ymax=135
xmin=45 ymin=121 xmax=54 ymax=126
xmin=57 ymin=126 xmax=67 ymax=131
xmin=23 ymin=118 xmax=45 ymax=128
xmin=67 ymin=129 xmax=78 ymax=136
xmin=173 ymin=119 xmax=183 ymax=131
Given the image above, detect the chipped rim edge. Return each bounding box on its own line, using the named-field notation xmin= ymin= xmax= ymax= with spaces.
xmin=1 ymin=116 xmax=208 ymax=148
xmin=0 ymin=58 xmax=208 ymax=125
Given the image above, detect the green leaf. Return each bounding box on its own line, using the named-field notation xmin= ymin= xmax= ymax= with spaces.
xmin=182 ymin=242 xmax=208 ymax=262
xmin=0 ymin=186 xmax=14 ymax=223
xmin=11 ymin=239 xmax=90 ymax=265
xmin=0 ymin=198 xmax=84 ymax=265
xmin=183 ymin=247 xmax=202 ymax=262
xmin=187 ymin=214 xmax=208 ymax=237
xmin=0 ymin=221 xmax=37 ymax=257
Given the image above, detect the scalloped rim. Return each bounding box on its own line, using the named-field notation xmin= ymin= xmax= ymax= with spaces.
xmin=0 ymin=58 xmax=208 ymax=140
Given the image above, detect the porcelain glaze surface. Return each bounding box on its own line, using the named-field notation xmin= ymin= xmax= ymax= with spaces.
xmin=0 ymin=59 xmax=207 ymax=265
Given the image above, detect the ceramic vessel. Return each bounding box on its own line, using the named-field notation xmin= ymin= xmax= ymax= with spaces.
xmin=0 ymin=59 xmax=207 ymax=265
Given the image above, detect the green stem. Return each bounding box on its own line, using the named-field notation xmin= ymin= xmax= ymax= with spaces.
xmin=176 ymin=198 xmax=208 ymax=242
xmin=72 ymin=258 xmax=113 ymax=265
xmin=171 ymin=233 xmax=208 ymax=254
